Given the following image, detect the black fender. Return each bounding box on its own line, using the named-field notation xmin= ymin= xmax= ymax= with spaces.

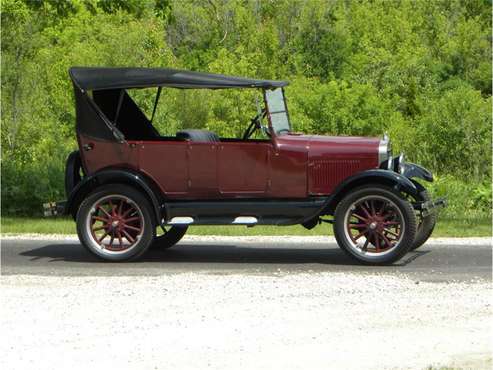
xmin=322 ymin=169 xmax=419 ymax=216
xmin=401 ymin=162 xmax=433 ymax=182
xmin=65 ymin=168 xmax=164 ymax=223
xmin=65 ymin=150 xmax=84 ymax=197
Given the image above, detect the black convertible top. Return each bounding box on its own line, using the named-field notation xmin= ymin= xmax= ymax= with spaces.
xmin=69 ymin=67 xmax=288 ymax=91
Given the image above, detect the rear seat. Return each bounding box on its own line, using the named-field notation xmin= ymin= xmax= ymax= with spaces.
xmin=176 ymin=130 xmax=220 ymax=142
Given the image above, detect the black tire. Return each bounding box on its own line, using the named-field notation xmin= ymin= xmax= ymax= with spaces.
xmin=76 ymin=184 xmax=155 ymax=262
xmin=410 ymin=189 xmax=436 ymax=250
xmin=333 ymin=185 xmax=417 ymax=265
xmin=151 ymin=226 xmax=188 ymax=249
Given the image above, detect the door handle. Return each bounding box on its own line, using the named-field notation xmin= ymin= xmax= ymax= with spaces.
xmin=83 ymin=143 xmax=94 ymax=151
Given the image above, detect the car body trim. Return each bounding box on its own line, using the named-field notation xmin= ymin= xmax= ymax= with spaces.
xmin=232 ymin=216 xmax=258 ymax=224
xmin=168 ymin=217 xmax=194 ymax=225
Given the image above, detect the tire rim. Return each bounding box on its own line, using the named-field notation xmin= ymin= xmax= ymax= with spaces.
xmin=85 ymin=195 xmax=144 ymax=255
xmin=343 ymin=195 xmax=405 ymax=257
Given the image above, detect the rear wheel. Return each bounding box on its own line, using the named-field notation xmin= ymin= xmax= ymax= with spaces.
xmin=151 ymin=226 xmax=188 ymax=249
xmin=76 ymin=184 xmax=155 ymax=261
xmin=333 ymin=185 xmax=417 ymax=265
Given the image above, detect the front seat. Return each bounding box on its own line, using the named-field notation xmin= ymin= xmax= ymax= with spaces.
xmin=176 ymin=129 xmax=220 ymax=142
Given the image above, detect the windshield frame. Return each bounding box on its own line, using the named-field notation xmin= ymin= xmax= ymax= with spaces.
xmin=264 ymin=88 xmax=291 ymax=136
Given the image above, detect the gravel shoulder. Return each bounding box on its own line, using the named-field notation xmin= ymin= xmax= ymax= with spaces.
xmin=1 ymin=273 xmax=491 ymax=370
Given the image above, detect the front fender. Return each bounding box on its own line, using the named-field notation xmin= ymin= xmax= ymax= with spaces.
xmin=334 ymin=169 xmax=418 ymax=196
xmin=401 ymin=162 xmax=433 ymax=182
xmin=321 ymin=169 xmax=419 ymax=216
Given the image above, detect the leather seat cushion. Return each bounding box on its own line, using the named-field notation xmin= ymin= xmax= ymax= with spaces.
xmin=176 ymin=129 xmax=220 ymax=142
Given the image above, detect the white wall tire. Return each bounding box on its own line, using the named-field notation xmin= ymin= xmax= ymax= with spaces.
xmin=76 ymin=184 xmax=155 ymax=261
xmin=333 ymin=185 xmax=417 ymax=265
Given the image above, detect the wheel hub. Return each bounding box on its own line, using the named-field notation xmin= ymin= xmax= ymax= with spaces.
xmin=366 ymin=216 xmax=384 ymax=232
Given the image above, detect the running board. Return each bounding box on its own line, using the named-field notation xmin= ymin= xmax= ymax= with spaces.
xmin=162 ymin=198 xmax=329 ymax=226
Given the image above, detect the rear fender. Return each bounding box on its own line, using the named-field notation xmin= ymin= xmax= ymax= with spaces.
xmin=65 ymin=150 xmax=84 ymax=197
xmin=65 ymin=168 xmax=163 ymax=223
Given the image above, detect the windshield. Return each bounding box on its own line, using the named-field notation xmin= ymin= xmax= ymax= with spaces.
xmin=265 ymin=88 xmax=291 ymax=135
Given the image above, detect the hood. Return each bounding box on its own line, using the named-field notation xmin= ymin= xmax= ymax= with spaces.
xmin=275 ymin=133 xmax=381 ymax=194
xmin=276 ymin=133 xmax=380 ymax=158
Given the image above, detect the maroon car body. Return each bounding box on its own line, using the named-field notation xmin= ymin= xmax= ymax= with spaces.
xmin=44 ymin=67 xmax=445 ymax=264
xmin=78 ymin=133 xmax=380 ymax=199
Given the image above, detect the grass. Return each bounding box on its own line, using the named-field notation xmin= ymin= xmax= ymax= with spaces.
xmin=1 ymin=216 xmax=491 ymax=237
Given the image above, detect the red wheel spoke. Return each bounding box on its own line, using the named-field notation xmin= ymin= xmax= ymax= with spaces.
xmin=108 ymin=200 xmax=116 ymax=217
xmin=123 ymin=224 xmax=140 ymax=232
xmin=117 ymin=231 xmax=123 ymax=247
xmin=108 ymin=235 xmax=115 ymax=248
xmin=379 ymin=232 xmax=393 ymax=249
xmin=384 ymin=229 xmax=399 ymax=238
xmin=362 ymin=238 xmax=369 ymax=251
xmin=378 ymin=201 xmax=386 ymax=216
xmin=374 ymin=233 xmax=380 ymax=252
xmin=97 ymin=206 xmax=112 ymax=218
xmin=353 ymin=213 xmax=368 ymax=222
xmin=92 ymin=215 xmax=109 ymax=222
xmin=98 ymin=232 xmax=109 ymax=243
xmin=370 ymin=200 xmax=376 ymax=216
xmin=383 ymin=213 xmax=395 ymax=220
xmin=360 ymin=203 xmax=371 ymax=218
xmin=123 ymin=216 xmax=140 ymax=223
xmin=353 ymin=229 xmax=367 ymax=241
xmin=349 ymin=223 xmax=366 ymax=229
xmin=117 ymin=200 xmax=123 ymax=217
xmin=121 ymin=207 xmax=134 ymax=218
xmin=121 ymin=229 xmax=135 ymax=243
xmin=383 ymin=221 xmax=400 ymax=226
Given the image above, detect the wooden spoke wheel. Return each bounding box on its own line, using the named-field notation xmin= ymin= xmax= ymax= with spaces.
xmin=76 ymin=185 xmax=154 ymax=261
xmin=334 ymin=185 xmax=417 ymax=265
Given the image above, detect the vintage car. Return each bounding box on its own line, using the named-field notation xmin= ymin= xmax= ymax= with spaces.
xmin=44 ymin=67 xmax=445 ymax=264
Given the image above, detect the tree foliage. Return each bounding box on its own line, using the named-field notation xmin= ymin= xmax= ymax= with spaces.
xmin=1 ymin=0 xmax=491 ymax=215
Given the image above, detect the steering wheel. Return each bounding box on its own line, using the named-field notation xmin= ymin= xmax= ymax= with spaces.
xmin=242 ymin=109 xmax=267 ymax=140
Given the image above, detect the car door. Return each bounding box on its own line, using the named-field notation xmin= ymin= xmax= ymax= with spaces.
xmin=138 ymin=140 xmax=189 ymax=196
xmin=187 ymin=141 xmax=218 ymax=197
xmin=217 ymin=140 xmax=271 ymax=196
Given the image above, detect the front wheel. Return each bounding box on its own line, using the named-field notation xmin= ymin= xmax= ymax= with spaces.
xmin=410 ymin=189 xmax=436 ymax=251
xmin=333 ymin=185 xmax=417 ymax=265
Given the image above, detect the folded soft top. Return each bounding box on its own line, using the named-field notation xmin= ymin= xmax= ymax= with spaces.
xmin=69 ymin=67 xmax=288 ymax=91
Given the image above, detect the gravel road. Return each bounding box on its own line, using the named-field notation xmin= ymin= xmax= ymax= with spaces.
xmin=1 ymin=235 xmax=492 ymax=370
